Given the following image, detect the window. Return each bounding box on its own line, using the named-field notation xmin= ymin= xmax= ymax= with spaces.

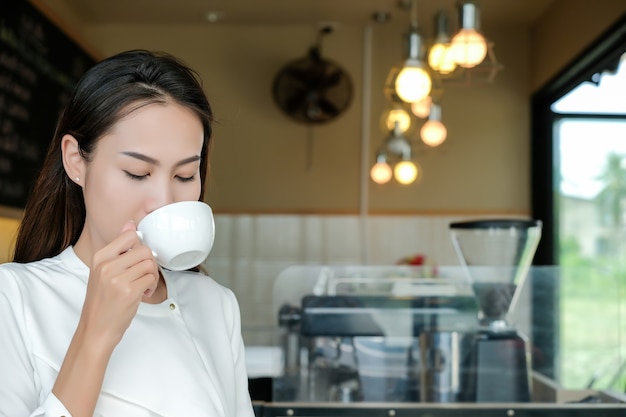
xmin=553 ymin=56 xmax=626 ymax=389
xmin=531 ymin=14 xmax=626 ymax=390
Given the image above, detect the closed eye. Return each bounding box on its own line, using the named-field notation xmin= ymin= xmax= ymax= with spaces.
xmin=176 ymin=174 xmax=196 ymax=183
xmin=124 ymin=170 xmax=148 ymax=181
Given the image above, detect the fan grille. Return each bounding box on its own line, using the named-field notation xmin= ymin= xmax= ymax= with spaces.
xmin=272 ymin=54 xmax=353 ymax=124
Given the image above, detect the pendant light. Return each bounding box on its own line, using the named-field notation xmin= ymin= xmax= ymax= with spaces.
xmin=428 ymin=11 xmax=457 ymax=75
xmin=394 ymin=158 xmax=419 ymax=184
xmin=420 ymin=103 xmax=447 ymax=147
xmin=395 ymin=27 xmax=431 ymax=103
xmin=450 ymin=1 xmax=488 ymax=68
xmin=381 ymin=106 xmax=412 ymax=134
xmin=410 ymin=95 xmax=432 ymax=119
xmin=372 ymin=0 xmax=502 ymax=188
xmin=391 ymin=0 xmax=431 ymax=103
xmin=370 ymin=153 xmax=393 ymax=185
xmin=370 ymin=121 xmax=420 ymax=185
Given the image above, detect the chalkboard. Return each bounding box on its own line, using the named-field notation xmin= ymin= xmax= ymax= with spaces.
xmin=0 ymin=0 xmax=96 ymax=211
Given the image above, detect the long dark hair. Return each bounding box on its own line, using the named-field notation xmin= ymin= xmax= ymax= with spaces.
xmin=13 ymin=50 xmax=213 ymax=263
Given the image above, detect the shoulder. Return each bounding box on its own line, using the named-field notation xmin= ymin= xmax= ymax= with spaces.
xmin=0 ymin=262 xmax=23 ymax=300
xmin=0 ymin=258 xmax=56 ymax=292
xmin=0 ymin=251 xmax=86 ymax=309
xmin=0 ymin=259 xmax=66 ymax=333
xmin=0 ymin=253 xmax=77 ymax=286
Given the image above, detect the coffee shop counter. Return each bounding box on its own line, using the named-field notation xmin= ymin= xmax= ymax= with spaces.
xmin=244 ymin=265 xmax=626 ymax=416
xmin=249 ymin=372 xmax=626 ymax=416
xmin=252 ymin=401 xmax=625 ymax=417
xmin=247 ymin=354 xmax=626 ymax=416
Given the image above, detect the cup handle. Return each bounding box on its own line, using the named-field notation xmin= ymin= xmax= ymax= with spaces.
xmin=135 ymin=231 xmax=158 ymax=258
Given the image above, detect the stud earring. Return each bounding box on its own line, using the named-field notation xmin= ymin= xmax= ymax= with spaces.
xmin=75 ymin=177 xmax=80 ymax=182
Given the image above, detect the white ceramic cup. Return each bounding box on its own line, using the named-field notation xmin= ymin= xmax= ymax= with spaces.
xmin=136 ymin=201 xmax=215 ymax=271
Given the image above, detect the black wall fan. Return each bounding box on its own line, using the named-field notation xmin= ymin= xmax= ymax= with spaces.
xmin=272 ymin=27 xmax=353 ymax=125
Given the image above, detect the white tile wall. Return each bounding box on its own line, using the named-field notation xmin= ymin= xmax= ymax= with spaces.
xmin=202 ymin=213 xmax=521 ymax=346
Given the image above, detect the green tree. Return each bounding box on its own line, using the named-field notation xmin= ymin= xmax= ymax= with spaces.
xmin=594 ymin=152 xmax=626 ymax=254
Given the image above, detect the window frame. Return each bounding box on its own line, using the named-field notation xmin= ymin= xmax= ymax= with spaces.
xmin=530 ymin=12 xmax=626 ymax=379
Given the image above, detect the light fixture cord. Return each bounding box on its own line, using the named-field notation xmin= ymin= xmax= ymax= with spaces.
xmin=410 ymin=0 xmax=418 ymax=28
xmin=306 ymin=126 xmax=314 ymax=171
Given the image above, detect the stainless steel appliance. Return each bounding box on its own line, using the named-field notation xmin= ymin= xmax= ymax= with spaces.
xmin=449 ymin=219 xmax=542 ymax=402
xmin=275 ymin=267 xmax=477 ymax=402
xmin=275 ymin=219 xmax=542 ymax=403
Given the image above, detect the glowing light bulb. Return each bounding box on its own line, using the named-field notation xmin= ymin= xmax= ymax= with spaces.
xmin=370 ymin=162 xmax=392 ymax=184
xmin=410 ymin=96 xmax=432 ymax=119
xmin=451 ymin=2 xmax=488 ymax=68
xmin=383 ymin=108 xmax=411 ymax=133
xmin=428 ymin=43 xmax=457 ymax=74
xmin=394 ymin=160 xmax=418 ymax=185
xmin=450 ymin=29 xmax=487 ymax=68
xmin=428 ymin=43 xmax=446 ymax=68
xmin=395 ymin=61 xmax=432 ymax=103
xmin=421 ymin=120 xmax=447 ymax=147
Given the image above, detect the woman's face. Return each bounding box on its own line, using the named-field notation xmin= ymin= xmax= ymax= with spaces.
xmin=81 ymin=101 xmax=204 ymax=253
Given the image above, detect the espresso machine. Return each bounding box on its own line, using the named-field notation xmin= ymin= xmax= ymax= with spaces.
xmin=448 ymin=218 xmax=542 ymax=402
xmin=275 ymin=219 xmax=541 ymax=403
xmin=274 ymin=266 xmax=475 ymax=403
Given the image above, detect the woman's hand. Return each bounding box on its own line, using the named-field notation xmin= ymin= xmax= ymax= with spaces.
xmin=79 ymin=221 xmax=159 ymax=349
xmin=53 ymin=221 xmax=159 ymax=417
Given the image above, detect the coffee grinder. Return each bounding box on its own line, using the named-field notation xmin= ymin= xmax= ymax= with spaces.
xmin=449 ymin=219 xmax=542 ymax=402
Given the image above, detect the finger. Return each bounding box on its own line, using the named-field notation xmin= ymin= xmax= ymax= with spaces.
xmin=125 ymin=260 xmax=159 ymax=296
xmin=136 ymin=259 xmax=160 ymax=296
xmin=107 ymin=258 xmax=158 ymax=298
xmin=125 ymin=256 xmax=159 ymax=285
xmin=119 ymin=245 xmax=157 ymax=269
xmin=120 ymin=220 xmax=136 ymax=233
xmin=92 ymin=245 xmax=157 ymax=294
xmin=99 ymin=228 xmax=143 ymax=262
xmin=117 ymin=220 xmax=140 ymax=254
xmin=143 ymin=275 xmax=159 ymax=298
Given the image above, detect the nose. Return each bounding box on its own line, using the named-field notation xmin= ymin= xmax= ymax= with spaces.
xmin=145 ymin=183 xmax=176 ymax=214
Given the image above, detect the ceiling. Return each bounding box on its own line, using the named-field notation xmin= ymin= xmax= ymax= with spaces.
xmin=46 ymin=0 xmax=555 ymax=28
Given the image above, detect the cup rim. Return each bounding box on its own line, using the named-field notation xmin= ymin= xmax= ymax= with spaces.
xmin=138 ymin=201 xmax=212 ymax=225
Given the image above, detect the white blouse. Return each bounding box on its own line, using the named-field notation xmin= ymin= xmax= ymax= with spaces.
xmin=0 ymin=247 xmax=255 ymax=417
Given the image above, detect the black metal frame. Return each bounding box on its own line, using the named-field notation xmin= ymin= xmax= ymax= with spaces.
xmin=256 ymin=402 xmax=626 ymax=417
xmin=530 ymin=11 xmax=626 ymax=379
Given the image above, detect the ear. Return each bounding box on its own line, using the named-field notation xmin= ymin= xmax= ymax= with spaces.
xmin=61 ymin=134 xmax=85 ymax=186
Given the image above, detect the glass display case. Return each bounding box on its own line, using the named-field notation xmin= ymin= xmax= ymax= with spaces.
xmin=252 ymin=264 xmax=626 ymax=416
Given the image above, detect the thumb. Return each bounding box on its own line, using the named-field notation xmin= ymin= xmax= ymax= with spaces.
xmin=120 ymin=220 xmax=137 ymax=233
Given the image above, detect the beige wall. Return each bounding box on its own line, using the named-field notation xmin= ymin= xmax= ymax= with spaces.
xmin=531 ymin=0 xmax=626 ymax=92
xmin=19 ymin=1 xmax=624 ymax=215
xmin=1 ymin=1 xmax=623 ymax=264
xmin=0 ymin=217 xmax=20 ymax=263
xmin=5 ymin=0 xmax=623 ymax=341
xmin=74 ymin=20 xmax=532 ymax=214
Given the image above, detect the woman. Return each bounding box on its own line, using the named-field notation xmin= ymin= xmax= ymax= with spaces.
xmin=0 ymin=50 xmax=255 ymax=417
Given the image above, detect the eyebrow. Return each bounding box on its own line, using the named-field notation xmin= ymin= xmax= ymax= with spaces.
xmin=121 ymin=151 xmax=201 ymax=167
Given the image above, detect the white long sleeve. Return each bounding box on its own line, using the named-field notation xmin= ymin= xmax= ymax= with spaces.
xmin=30 ymin=394 xmax=73 ymax=417
xmin=0 ymin=247 xmax=254 ymax=417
